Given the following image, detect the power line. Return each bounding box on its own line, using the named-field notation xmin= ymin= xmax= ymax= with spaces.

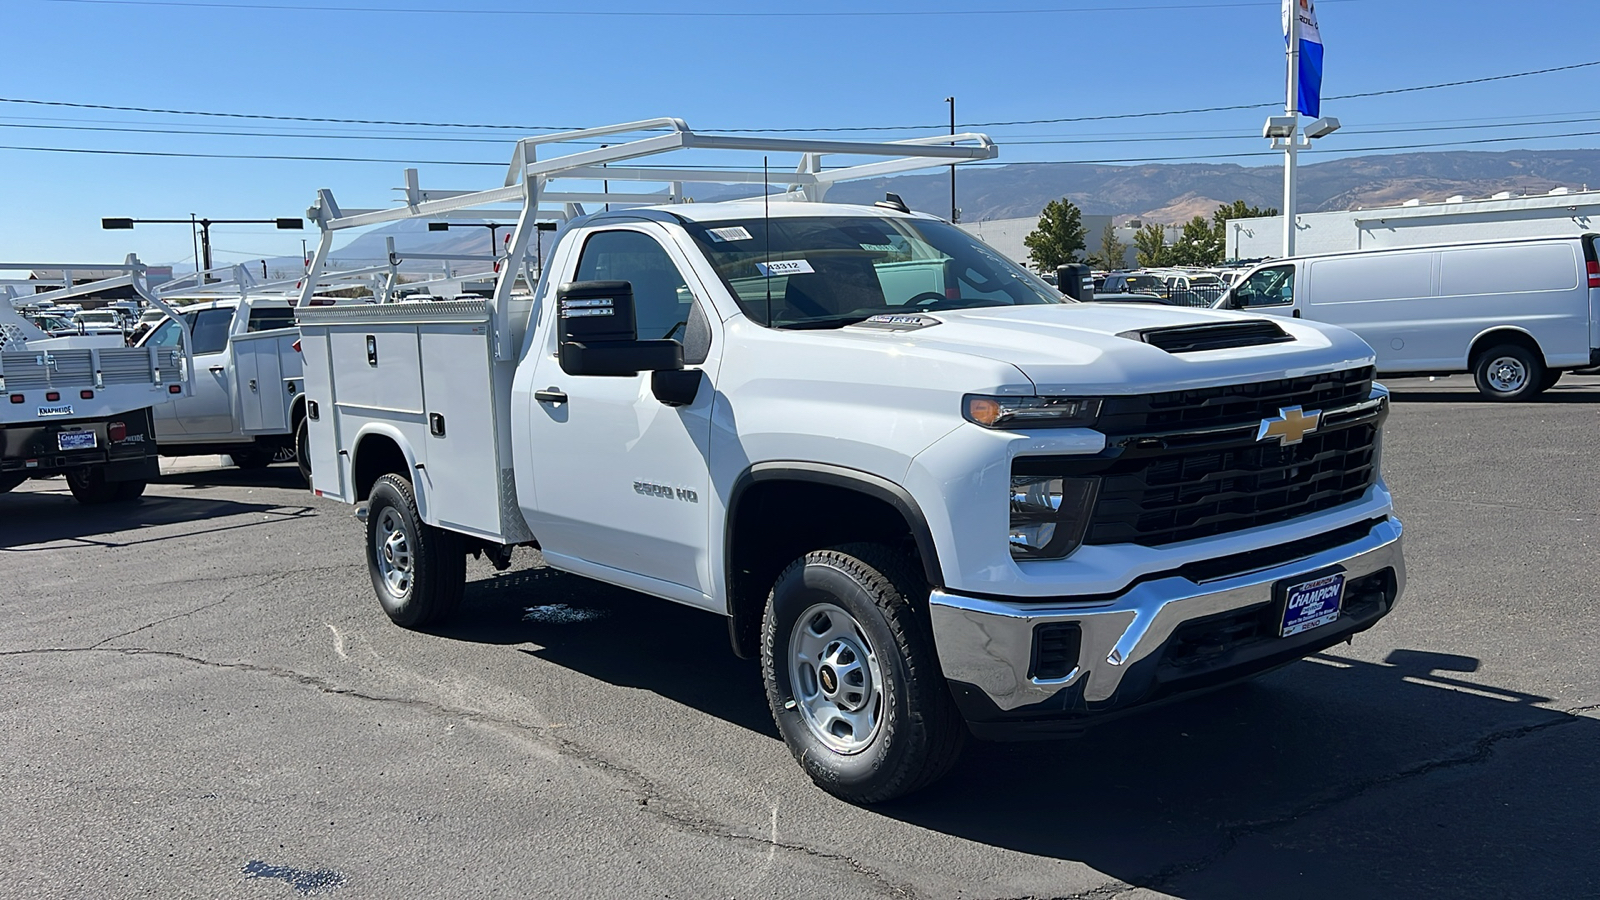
xmin=37 ymin=0 xmax=1369 ymax=19
xmin=6 ymin=127 xmax=1600 ymax=170
xmin=2 ymin=57 xmax=1595 ymax=136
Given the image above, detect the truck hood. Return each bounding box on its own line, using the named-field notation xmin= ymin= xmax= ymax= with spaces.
xmin=836 ymin=304 xmax=1377 ymax=394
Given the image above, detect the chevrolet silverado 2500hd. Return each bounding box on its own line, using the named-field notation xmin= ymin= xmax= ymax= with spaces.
xmin=295 ymin=120 xmax=1404 ymax=803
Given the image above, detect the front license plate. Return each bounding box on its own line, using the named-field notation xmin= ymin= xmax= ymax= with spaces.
xmin=1280 ymin=573 xmax=1345 ymax=637
xmin=57 ymin=430 xmax=97 ymax=451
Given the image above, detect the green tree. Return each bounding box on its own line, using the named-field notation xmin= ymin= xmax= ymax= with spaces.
xmin=1024 ymin=198 xmax=1088 ymax=273
xmin=1133 ymin=222 xmax=1170 ymax=268
xmin=1211 ymin=200 xmax=1278 ymax=262
xmin=1169 ymin=215 xmax=1224 ymax=266
xmin=1089 ymin=221 xmax=1128 ymax=270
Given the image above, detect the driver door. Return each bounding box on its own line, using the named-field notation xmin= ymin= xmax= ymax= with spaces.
xmin=1224 ymin=264 xmax=1301 ymax=318
xmin=523 ymin=224 xmax=723 ymax=606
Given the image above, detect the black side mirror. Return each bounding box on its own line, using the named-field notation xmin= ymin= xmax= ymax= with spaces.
xmin=556 ymin=280 xmax=683 ymax=377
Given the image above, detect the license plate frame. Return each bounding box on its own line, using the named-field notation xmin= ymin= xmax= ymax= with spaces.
xmin=1275 ymin=567 xmax=1346 ymax=638
xmin=57 ymin=430 xmax=97 ymax=452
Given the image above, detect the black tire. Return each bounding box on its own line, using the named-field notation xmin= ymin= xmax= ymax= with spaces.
xmin=365 ymin=473 xmax=465 ymax=629
xmin=66 ymin=467 xmax=140 ymax=505
xmin=1472 ymin=343 xmax=1546 ymax=401
xmin=1539 ymin=370 xmax=1563 ymax=393
xmin=294 ymin=416 xmax=312 ymax=487
xmin=115 ymin=479 xmax=147 ymax=501
xmin=761 ymin=543 xmax=966 ymax=805
xmin=0 ymin=473 xmax=25 ymax=494
xmin=230 ymin=446 xmax=273 ymax=470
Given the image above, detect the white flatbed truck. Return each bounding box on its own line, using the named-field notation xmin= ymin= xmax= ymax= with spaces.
xmin=1 ymin=258 xmax=191 ymax=503
xmin=297 ymin=120 xmax=1406 ymax=803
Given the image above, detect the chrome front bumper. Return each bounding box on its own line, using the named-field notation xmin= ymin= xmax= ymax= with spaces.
xmin=929 ymin=517 xmax=1405 ymax=722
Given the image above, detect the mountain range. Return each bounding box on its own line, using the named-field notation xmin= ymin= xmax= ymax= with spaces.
xmin=231 ymin=148 xmax=1600 ymax=273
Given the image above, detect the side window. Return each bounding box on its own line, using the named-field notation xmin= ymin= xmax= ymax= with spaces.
xmin=1232 ymin=265 xmax=1296 ymax=308
xmin=247 ymin=306 xmax=295 ymax=332
xmin=190 ymin=308 xmax=234 ymax=355
xmin=574 ymin=230 xmax=708 ymax=363
xmin=146 ymin=319 xmax=182 ymax=348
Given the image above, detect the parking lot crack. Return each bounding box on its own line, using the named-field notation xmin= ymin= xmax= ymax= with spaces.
xmin=0 ymin=644 xmax=916 ymax=897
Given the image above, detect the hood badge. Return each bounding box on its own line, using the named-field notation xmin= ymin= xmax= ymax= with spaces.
xmin=1258 ymin=406 xmax=1322 ymax=447
xmin=855 ymin=314 xmax=941 ymax=331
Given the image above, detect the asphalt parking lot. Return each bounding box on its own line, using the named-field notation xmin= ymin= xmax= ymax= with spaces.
xmin=2 ymin=373 xmax=1596 ymax=899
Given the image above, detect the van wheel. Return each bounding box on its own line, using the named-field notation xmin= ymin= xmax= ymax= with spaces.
xmin=1539 ymin=370 xmax=1563 ymax=393
xmin=293 ymin=417 xmax=312 ymax=487
xmin=1473 ymin=344 xmax=1545 ymax=401
xmin=365 ymin=473 xmax=464 ymax=629
xmin=761 ymin=543 xmax=966 ymax=805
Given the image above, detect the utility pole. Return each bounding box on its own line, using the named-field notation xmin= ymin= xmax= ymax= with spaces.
xmin=1283 ymin=4 xmax=1300 ymax=257
xmin=103 ymin=216 xmax=304 ymax=282
xmin=946 ymin=97 xmax=957 ymax=223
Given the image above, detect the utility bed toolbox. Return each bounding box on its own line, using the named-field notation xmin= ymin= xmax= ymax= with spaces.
xmin=296 ymin=299 xmax=532 ymax=543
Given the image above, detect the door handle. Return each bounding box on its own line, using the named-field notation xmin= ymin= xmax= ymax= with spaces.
xmin=209 ymin=366 xmax=225 ymax=374
xmin=1292 ymin=309 xmax=1302 ymax=318
xmin=534 ymin=389 xmax=568 ymax=404
xmin=248 ymin=379 xmax=258 ymax=393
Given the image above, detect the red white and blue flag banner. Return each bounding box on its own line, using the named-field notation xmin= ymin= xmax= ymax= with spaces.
xmin=1284 ymin=0 xmax=1325 ymax=117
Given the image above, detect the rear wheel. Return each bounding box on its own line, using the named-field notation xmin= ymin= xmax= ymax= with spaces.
xmin=230 ymin=445 xmax=274 ymax=470
xmin=65 ymin=467 xmax=141 ymax=505
xmin=1473 ymin=343 xmax=1546 ymax=401
xmin=761 ymin=543 xmax=966 ymax=805
xmin=294 ymin=417 xmax=312 ymax=487
xmin=365 ymin=473 xmax=464 ymax=628
xmin=1539 ymin=370 xmax=1563 ymax=393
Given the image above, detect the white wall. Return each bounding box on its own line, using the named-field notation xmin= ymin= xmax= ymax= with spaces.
xmin=961 ymin=214 xmax=1118 ymax=269
xmin=1228 ymin=190 xmax=1600 ymax=259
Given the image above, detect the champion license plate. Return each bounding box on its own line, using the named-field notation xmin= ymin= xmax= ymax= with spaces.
xmin=1279 ymin=573 xmax=1345 ymax=637
xmin=57 ymin=430 xmax=97 ymax=451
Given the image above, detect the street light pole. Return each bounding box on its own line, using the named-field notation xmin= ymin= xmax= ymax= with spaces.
xmin=102 ymin=216 xmax=304 ymax=283
xmin=946 ymin=96 xmax=957 ymax=223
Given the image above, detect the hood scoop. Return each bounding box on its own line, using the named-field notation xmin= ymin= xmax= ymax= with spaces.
xmin=1118 ymin=320 xmax=1294 ymax=354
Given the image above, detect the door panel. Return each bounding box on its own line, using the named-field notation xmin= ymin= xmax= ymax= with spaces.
xmin=523 ymin=225 xmax=718 ymax=599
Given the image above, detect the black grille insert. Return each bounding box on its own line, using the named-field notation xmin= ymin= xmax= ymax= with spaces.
xmin=1097 ymin=367 xmax=1373 ymax=435
xmin=1121 ymin=320 xmax=1294 ymax=354
xmin=1031 ymin=623 xmax=1082 ymax=680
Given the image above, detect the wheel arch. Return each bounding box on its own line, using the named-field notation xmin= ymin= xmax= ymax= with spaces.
xmin=1468 ymin=327 xmax=1545 ymax=367
xmin=723 ymin=462 xmax=944 ymax=659
xmin=350 ymin=425 xmax=426 ymax=517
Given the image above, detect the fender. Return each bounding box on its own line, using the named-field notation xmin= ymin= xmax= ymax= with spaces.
xmin=727 ymin=460 xmax=946 ymax=589
xmin=350 ymin=422 xmax=430 ymax=522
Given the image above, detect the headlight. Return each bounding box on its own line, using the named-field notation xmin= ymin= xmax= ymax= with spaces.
xmin=965 ymin=395 xmax=1101 ymax=429
xmin=1010 ymin=474 xmax=1099 ymax=559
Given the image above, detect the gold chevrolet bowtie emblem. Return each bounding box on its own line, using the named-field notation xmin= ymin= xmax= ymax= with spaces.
xmin=1257 ymin=406 xmax=1322 ymax=446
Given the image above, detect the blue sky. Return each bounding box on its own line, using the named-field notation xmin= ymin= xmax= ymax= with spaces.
xmin=3 ymin=0 xmax=1598 ymax=269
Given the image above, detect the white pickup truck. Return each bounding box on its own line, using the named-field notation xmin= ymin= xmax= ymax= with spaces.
xmin=297 ymin=122 xmax=1405 ymax=803
xmin=138 ymin=286 xmax=307 ymax=479
xmin=1 ymin=260 xmax=190 ymax=503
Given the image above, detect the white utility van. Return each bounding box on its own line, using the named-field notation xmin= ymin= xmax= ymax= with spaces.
xmin=1216 ymin=235 xmax=1600 ymax=400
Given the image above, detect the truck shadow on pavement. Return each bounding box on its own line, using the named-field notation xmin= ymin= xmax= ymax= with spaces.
xmin=156 ymin=464 xmax=310 ymax=491
xmin=432 ymin=562 xmax=775 ymax=737
xmin=439 ymin=568 xmax=1598 ymax=898
xmin=0 ymin=485 xmax=311 ymax=550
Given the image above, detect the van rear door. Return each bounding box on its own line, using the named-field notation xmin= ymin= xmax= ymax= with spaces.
xmin=1586 ymin=234 xmax=1600 ymax=362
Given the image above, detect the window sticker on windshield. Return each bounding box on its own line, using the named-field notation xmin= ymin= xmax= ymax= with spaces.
xmin=756 ymin=259 xmax=815 ymax=276
xmin=707 ymin=226 xmax=753 ymax=242
xmin=858 ymin=243 xmax=897 ymax=253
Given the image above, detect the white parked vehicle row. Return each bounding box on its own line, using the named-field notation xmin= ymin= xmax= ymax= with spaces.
xmin=296 ymin=121 xmax=1406 ymax=803
xmin=1216 ymin=234 xmax=1600 ymax=399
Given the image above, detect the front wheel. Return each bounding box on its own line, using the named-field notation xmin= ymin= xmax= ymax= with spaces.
xmin=761 ymin=543 xmax=966 ymax=805
xmin=230 ymin=445 xmax=274 ymax=470
xmin=1473 ymin=343 xmax=1546 ymax=401
xmin=365 ymin=473 xmax=464 ymax=629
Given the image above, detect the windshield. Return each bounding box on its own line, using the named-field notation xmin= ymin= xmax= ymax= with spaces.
xmin=682 ymin=215 xmax=1065 ymax=328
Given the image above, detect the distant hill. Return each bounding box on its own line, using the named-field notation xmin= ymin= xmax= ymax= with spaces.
xmin=810 ymin=148 xmax=1600 ymax=224
xmin=215 ymin=148 xmax=1600 ymax=273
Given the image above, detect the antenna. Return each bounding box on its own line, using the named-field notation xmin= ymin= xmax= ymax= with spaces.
xmin=763 ymin=155 xmax=772 ymax=327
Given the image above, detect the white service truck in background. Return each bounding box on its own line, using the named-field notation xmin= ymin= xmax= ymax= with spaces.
xmin=1 ymin=260 xmax=190 ymax=503
xmin=297 ymin=121 xmax=1406 ymax=803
